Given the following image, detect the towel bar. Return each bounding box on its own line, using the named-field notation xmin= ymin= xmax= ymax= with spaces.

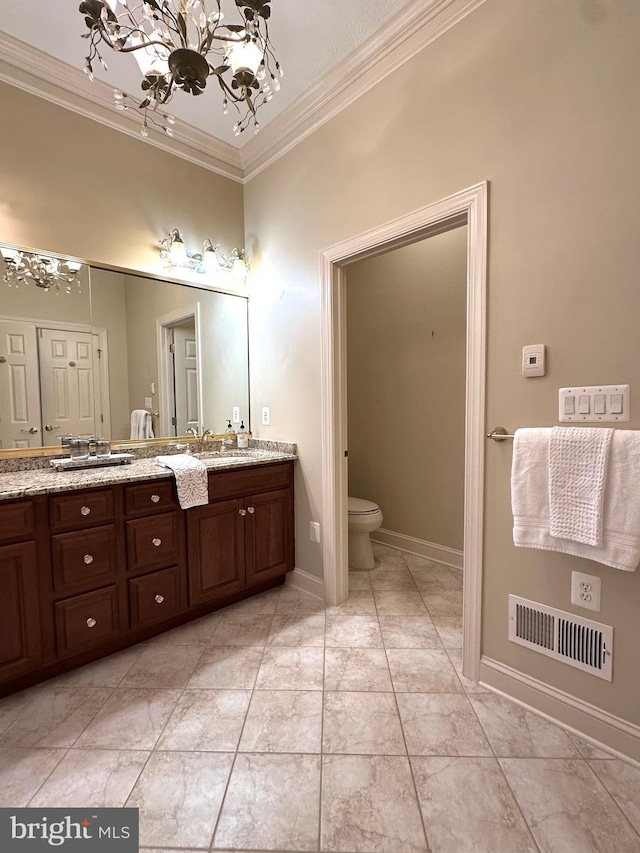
xmin=487 ymin=427 xmax=515 ymax=441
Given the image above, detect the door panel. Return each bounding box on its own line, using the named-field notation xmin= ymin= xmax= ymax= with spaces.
xmin=0 ymin=541 xmax=41 ymax=679
xmin=245 ymin=488 xmax=294 ymax=586
xmin=187 ymin=498 xmax=245 ymax=604
xmin=0 ymin=320 xmax=41 ymax=448
xmin=39 ymin=328 xmax=96 ymax=444
xmin=173 ymin=323 xmax=199 ymax=436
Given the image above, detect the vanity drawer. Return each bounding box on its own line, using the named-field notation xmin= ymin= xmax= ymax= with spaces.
xmin=54 ymin=585 xmax=120 ymax=657
xmin=49 ymin=489 xmax=114 ymax=531
xmin=207 ymin=462 xmax=293 ymax=502
xmin=125 ymin=480 xmax=177 ymax=516
xmin=0 ymin=500 xmax=34 ymax=543
xmin=126 ymin=512 xmax=180 ymax=572
xmin=51 ymin=525 xmax=117 ymax=595
xmin=129 ymin=565 xmax=180 ymax=629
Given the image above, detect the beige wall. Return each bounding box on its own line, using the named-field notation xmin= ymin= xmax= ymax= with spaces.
xmin=0 ymin=83 xmax=244 ymax=280
xmin=89 ymin=268 xmax=131 ymax=440
xmin=347 ymin=227 xmax=467 ymax=551
xmin=244 ymin=0 xmax=640 ymax=735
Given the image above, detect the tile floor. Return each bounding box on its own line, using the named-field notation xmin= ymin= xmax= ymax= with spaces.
xmin=0 ymin=542 xmax=639 ymax=851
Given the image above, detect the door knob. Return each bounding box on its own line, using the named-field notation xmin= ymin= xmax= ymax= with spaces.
xmin=83 ymin=554 xmax=94 ymax=565
xmin=86 ymin=617 xmax=97 ymax=628
xmin=80 ymin=506 xmax=91 ymax=516
xmin=20 ymin=427 xmax=39 ymax=434
xmin=45 ymin=424 xmax=61 ymax=432
xmin=154 ymin=594 xmax=165 ymax=604
xmin=150 ymin=494 xmax=161 ymax=503
xmin=238 ymin=508 xmax=247 ymax=516
xmin=247 ymin=506 xmax=255 ymax=514
xmin=152 ymin=538 xmax=162 ymax=547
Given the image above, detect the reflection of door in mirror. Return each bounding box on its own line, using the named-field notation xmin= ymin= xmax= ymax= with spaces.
xmin=0 ymin=320 xmax=41 ymax=448
xmin=171 ymin=320 xmax=199 ymax=436
xmin=37 ymin=328 xmax=100 ymax=445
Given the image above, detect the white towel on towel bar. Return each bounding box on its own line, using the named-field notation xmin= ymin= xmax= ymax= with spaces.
xmin=130 ymin=409 xmax=154 ymax=440
xmin=156 ymin=454 xmax=208 ymax=509
xmin=548 ymin=426 xmax=613 ymax=547
xmin=511 ymin=428 xmax=640 ymax=571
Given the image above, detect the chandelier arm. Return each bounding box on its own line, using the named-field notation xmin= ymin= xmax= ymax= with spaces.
xmin=215 ymin=75 xmax=248 ymax=105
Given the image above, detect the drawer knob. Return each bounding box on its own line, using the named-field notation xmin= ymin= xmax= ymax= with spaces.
xmin=152 ymin=537 xmax=162 ymax=547
xmin=86 ymin=617 xmax=97 ymax=628
xmin=150 ymin=494 xmax=161 ymax=503
xmin=247 ymin=506 xmax=255 ymax=514
xmin=238 ymin=508 xmax=247 ymax=517
xmin=154 ymin=594 xmax=165 ymax=604
xmin=80 ymin=506 xmax=91 ymax=516
xmin=83 ymin=554 xmax=94 ymax=565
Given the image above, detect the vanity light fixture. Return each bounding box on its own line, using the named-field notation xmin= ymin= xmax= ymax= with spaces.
xmin=1 ymin=248 xmax=83 ymax=294
xmin=79 ymin=0 xmax=282 ymax=139
xmin=159 ymin=229 xmax=247 ymax=280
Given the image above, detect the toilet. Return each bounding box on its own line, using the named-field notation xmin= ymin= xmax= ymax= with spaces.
xmin=348 ymin=496 xmax=383 ymax=569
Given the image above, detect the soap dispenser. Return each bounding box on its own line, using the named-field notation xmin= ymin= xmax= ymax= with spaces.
xmin=237 ymin=420 xmax=249 ymax=449
xmin=225 ymin=419 xmax=237 ymax=449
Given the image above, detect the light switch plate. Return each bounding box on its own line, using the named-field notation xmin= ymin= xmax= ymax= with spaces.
xmin=559 ymin=385 xmax=630 ymax=423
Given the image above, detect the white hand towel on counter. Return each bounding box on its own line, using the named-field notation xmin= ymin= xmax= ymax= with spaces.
xmin=130 ymin=409 xmax=154 ymax=440
xmin=549 ymin=426 xmax=613 ymax=547
xmin=511 ymin=428 xmax=640 ymax=571
xmin=156 ymin=454 xmax=208 ymax=509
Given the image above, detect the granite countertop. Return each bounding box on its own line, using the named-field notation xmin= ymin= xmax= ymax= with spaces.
xmin=0 ymin=449 xmax=297 ymax=502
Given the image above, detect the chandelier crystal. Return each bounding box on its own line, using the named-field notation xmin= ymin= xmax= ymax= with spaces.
xmin=79 ymin=0 xmax=282 ymax=138
xmin=1 ymin=249 xmax=83 ymax=294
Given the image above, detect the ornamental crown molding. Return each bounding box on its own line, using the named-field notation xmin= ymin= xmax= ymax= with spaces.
xmin=0 ymin=0 xmax=486 ymax=184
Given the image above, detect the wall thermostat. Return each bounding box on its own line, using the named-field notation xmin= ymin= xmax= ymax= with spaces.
xmin=522 ymin=344 xmax=546 ymax=377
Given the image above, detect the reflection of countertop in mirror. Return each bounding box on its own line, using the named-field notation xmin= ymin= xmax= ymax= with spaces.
xmin=0 ymin=450 xmax=297 ymax=501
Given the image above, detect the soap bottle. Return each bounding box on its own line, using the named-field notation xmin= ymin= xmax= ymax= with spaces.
xmin=225 ymin=419 xmax=237 ymax=449
xmin=237 ymin=420 xmax=249 ymax=449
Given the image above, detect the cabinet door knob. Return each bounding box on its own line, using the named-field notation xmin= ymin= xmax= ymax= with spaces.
xmin=80 ymin=506 xmax=91 ymax=516
xmin=86 ymin=617 xmax=97 ymax=628
xmin=83 ymin=554 xmax=94 ymax=565
xmin=238 ymin=508 xmax=247 ymax=516
xmin=152 ymin=537 xmax=162 ymax=547
xmin=150 ymin=494 xmax=161 ymax=503
xmin=247 ymin=506 xmax=255 ymax=514
xmin=154 ymin=594 xmax=165 ymax=604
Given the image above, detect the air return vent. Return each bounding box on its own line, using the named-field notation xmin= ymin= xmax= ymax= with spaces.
xmin=508 ymin=595 xmax=613 ymax=681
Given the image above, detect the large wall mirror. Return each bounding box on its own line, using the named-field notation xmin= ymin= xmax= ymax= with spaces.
xmin=0 ymin=242 xmax=250 ymax=452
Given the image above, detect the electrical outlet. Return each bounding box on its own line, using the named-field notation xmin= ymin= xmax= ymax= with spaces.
xmin=571 ymin=571 xmax=601 ymax=612
xmin=262 ymin=407 xmax=270 ymax=426
xmin=310 ymin=521 xmax=321 ymax=542
xmin=232 ymin=407 xmax=240 ymax=423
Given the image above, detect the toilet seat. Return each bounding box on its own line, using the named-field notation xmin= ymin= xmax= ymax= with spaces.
xmin=348 ymin=497 xmax=380 ymax=515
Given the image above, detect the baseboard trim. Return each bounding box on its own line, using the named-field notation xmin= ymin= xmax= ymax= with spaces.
xmin=372 ymin=529 xmax=463 ymax=570
xmin=285 ymin=568 xmax=325 ymax=600
xmin=481 ymin=656 xmax=640 ymax=766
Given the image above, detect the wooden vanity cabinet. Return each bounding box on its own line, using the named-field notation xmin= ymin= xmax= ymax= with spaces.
xmin=0 ymin=501 xmax=42 ymax=681
xmin=187 ymin=463 xmax=294 ymax=606
xmin=0 ymin=459 xmax=294 ymax=695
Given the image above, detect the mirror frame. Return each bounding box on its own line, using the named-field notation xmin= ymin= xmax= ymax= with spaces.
xmin=0 ymin=239 xmax=250 ymax=459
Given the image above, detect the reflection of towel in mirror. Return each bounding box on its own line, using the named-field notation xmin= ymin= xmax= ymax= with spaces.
xmin=130 ymin=410 xmax=154 ymax=440
xmin=156 ymin=454 xmax=208 ymax=509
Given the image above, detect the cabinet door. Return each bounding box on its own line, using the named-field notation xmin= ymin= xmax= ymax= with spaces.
xmin=187 ymin=498 xmax=245 ymax=605
xmin=0 ymin=541 xmax=41 ymax=680
xmin=245 ymin=488 xmax=294 ymax=587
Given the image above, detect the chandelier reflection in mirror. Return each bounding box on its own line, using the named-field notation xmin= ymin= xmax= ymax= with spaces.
xmin=1 ymin=248 xmax=83 ymax=295
xmin=159 ymin=229 xmax=247 ymax=281
xmin=80 ymin=0 xmax=282 ymax=138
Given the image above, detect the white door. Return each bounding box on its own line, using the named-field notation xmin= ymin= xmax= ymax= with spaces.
xmin=0 ymin=320 xmax=42 ymax=449
xmin=173 ymin=323 xmax=199 ymax=436
xmin=38 ymin=328 xmax=96 ymax=445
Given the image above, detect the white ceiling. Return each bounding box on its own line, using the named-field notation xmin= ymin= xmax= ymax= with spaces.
xmin=0 ymin=0 xmax=415 ymax=148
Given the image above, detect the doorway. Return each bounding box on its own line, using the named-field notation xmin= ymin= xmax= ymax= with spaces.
xmin=320 ymin=182 xmax=487 ymax=682
xmin=157 ymin=303 xmax=203 ymax=438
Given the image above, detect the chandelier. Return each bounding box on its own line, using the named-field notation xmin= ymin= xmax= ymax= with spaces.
xmin=79 ymin=0 xmax=282 ymax=138
xmin=1 ymin=249 xmax=83 ymax=294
